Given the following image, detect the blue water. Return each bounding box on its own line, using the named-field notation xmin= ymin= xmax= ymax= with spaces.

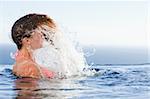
xmin=0 ymin=65 xmax=150 ymax=99
xmin=0 ymin=44 xmax=16 ymax=64
xmin=0 ymin=44 xmax=150 ymax=98
xmin=0 ymin=44 xmax=149 ymax=65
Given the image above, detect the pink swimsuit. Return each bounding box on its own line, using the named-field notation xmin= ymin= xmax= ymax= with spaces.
xmin=41 ymin=67 xmax=54 ymax=78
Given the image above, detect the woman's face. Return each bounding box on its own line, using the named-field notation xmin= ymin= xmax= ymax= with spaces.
xmin=22 ymin=25 xmax=56 ymax=50
xmin=29 ymin=32 xmax=44 ymax=50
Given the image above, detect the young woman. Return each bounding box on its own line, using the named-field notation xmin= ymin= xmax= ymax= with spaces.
xmin=11 ymin=13 xmax=56 ymax=79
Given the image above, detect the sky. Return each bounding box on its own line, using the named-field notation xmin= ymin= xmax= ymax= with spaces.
xmin=0 ymin=0 xmax=149 ymax=47
xmin=0 ymin=0 xmax=149 ymax=64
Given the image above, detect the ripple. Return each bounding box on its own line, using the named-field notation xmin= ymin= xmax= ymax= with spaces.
xmin=0 ymin=65 xmax=150 ymax=99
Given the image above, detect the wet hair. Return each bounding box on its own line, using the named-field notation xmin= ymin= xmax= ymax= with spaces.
xmin=11 ymin=13 xmax=56 ymax=50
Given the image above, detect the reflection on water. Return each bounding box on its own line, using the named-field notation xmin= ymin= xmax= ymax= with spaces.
xmin=14 ymin=76 xmax=87 ymax=98
xmin=38 ymin=77 xmax=87 ymax=98
xmin=14 ymin=78 xmax=39 ymax=98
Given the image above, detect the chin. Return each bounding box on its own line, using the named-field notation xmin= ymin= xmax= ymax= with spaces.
xmin=39 ymin=45 xmax=43 ymax=48
xmin=33 ymin=46 xmax=42 ymax=50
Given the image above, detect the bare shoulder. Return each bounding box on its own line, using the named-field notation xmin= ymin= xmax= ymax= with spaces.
xmin=13 ymin=60 xmax=41 ymax=78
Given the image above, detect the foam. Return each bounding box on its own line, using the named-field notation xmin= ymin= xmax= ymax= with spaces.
xmin=33 ymin=25 xmax=88 ymax=78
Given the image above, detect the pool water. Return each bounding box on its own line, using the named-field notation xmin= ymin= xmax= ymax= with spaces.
xmin=0 ymin=64 xmax=150 ymax=99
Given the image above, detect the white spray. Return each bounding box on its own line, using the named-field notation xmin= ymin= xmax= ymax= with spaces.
xmin=33 ymin=25 xmax=88 ymax=78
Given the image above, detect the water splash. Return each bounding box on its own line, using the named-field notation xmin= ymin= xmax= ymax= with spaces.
xmin=33 ymin=25 xmax=89 ymax=78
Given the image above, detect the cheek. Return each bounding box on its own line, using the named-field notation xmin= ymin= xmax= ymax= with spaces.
xmin=31 ymin=37 xmax=43 ymax=49
xmin=38 ymin=34 xmax=44 ymax=42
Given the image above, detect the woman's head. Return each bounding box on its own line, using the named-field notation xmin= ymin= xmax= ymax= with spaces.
xmin=11 ymin=13 xmax=56 ymax=50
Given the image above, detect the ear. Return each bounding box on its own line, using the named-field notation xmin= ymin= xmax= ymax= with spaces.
xmin=22 ymin=38 xmax=31 ymax=45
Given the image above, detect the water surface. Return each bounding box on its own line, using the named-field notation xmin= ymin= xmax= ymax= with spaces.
xmin=0 ymin=65 xmax=150 ymax=99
